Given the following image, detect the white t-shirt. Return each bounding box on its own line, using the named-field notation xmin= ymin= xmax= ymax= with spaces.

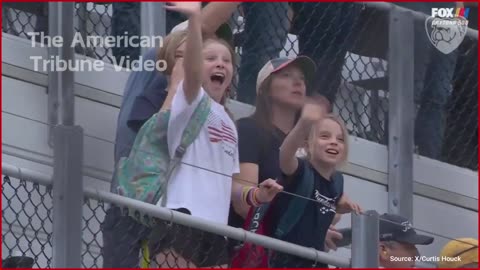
xmin=158 ymin=82 xmax=240 ymax=225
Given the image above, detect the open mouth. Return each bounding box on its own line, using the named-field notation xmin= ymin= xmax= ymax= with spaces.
xmin=210 ymin=73 xmax=225 ymax=85
xmin=325 ymin=149 xmax=339 ymax=155
xmin=292 ymin=90 xmax=303 ymax=96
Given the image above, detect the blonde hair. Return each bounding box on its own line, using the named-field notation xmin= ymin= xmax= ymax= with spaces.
xmin=305 ymin=114 xmax=349 ymax=167
xmin=156 ymin=30 xmax=188 ymax=75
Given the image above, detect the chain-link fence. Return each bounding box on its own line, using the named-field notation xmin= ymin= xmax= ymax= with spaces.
xmin=2 ymin=3 xmax=48 ymax=40
xmin=442 ymin=34 xmax=478 ymax=171
xmin=2 ymin=2 xmax=477 ymax=169
xmin=2 ymin=175 xmax=53 ymax=268
xmin=74 ymin=3 xmax=114 ymax=62
xmin=229 ymin=3 xmax=390 ymax=145
xmin=2 ymin=167 xmax=353 ymax=268
xmin=4 ymin=166 xmax=477 ymax=269
xmin=2 ymin=2 xmax=116 ymax=64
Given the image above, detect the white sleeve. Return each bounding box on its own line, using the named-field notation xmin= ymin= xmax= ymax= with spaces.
xmin=167 ymin=81 xmax=206 ymax=158
xmin=233 ymin=144 xmax=240 ymax=174
xmin=232 ymin=129 xmax=240 ymax=174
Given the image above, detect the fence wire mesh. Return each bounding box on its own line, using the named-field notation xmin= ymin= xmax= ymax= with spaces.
xmin=2 ymin=2 xmax=478 ymax=169
xmin=2 ymin=3 xmax=118 ymax=64
xmin=442 ymin=35 xmax=478 ymax=170
xmin=2 ymin=3 xmax=47 ymax=39
xmin=5 ymin=167 xmax=476 ymax=269
xmin=89 ymin=202 xmax=345 ymax=268
xmin=2 ymin=175 xmax=53 ymax=268
xmin=231 ymin=3 xmax=389 ymax=145
xmin=74 ymin=3 xmax=115 ymax=63
xmin=2 ymin=173 xmax=342 ymax=268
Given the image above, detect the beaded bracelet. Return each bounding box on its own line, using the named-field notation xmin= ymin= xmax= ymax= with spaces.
xmin=239 ymin=186 xmax=264 ymax=207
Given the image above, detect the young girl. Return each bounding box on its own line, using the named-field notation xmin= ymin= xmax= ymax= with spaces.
xmin=228 ymin=57 xmax=345 ymax=266
xmin=271 ymin=100 xmax=361 ymax=268
xmin=148 ymin=2 xmax=282 ymax=267
xmin=103 ymin=30 xmax=189 ymax=269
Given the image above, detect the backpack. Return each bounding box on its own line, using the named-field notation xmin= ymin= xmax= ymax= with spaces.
xmin=115 ymin=94 xmax=211 ymax=226
xmin=231 ymin=162 xmax=344 ymax=268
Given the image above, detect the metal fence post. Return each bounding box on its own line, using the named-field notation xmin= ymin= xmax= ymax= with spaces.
xmin=351 ymin=211 xmax=379 ymax=268
xmin=141 ymin=2 xmax=166 ymax=56
xmin=52 ymin=126 xmax=84 ymax=268
xmin=49 ymin=2 xmax=84 ymax=268
xmin=387 ymin=5 xmax=415 ymax=221
xmin=47 ymin=3 xmax=59 ymax=147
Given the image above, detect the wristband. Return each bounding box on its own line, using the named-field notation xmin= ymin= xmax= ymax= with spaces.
xmin=241 ymin=186 xmax=253 ymax=205
xmin=246 ymin=188 xmax=261 ymax=207
xmin=252 ymin=188 xmax=262 ymax=206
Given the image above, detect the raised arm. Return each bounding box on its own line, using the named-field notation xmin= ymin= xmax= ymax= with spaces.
xmin=165 ymin=2 xmax=203 ymax=104
xmin=279 ymin=121 xmax=309 ymax=175
xmin=201 ymin=2 xmax=240 ymax=36
xmin=279 ymin=100 xmax=325 ymax=175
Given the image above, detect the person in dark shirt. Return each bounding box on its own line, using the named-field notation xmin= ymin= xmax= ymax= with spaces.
xmin=273 ymin=101 xmax=361 ymax=268
xmin=237 ymin=2 xmax=290 ymax=105
xmin=228 ymin=57 xmax=344 ymax=266
xmin=229 ymin=56 xmax=317 ymax=227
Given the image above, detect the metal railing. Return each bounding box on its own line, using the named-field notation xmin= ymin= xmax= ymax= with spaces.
xmin=4 ymin=163 xmax=475 ymax=268
xmin=2 ymin=163 xmax=357 ymax=268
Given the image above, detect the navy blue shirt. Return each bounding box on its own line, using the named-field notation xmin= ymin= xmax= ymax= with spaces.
xmin=111 ymin=47 xmax=168 ymax=192
xmin=270 ymin=158 xmax=344 ymax=268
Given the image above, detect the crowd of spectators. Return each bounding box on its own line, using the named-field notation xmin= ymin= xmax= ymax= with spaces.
xmin=100 ymin=1 xmax=477 ymax=268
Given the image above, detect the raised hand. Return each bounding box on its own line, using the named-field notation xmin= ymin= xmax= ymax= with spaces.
xmin=165 ymin=2 xmax=201 ymax=17
xmin=299 ymin=97 xmax=328 ymax=125
xmin=256 ymin=178 xmax=283 ymax=204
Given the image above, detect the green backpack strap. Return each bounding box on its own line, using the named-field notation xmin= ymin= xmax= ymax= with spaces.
xmin=157 ymin=94 xmax=211 ymax=206
xmin=274 ymin=161 xmax=315 ymax=239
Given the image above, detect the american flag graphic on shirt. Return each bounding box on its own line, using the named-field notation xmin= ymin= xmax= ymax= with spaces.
xmin=207 ymin=114 xmax=237 ymax=145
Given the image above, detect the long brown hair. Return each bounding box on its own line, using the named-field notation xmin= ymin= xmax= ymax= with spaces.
xmin=252 ymin=77 xmax=275 ymax=134
xmin=250 ymin=76 xmax=302 ymax=149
